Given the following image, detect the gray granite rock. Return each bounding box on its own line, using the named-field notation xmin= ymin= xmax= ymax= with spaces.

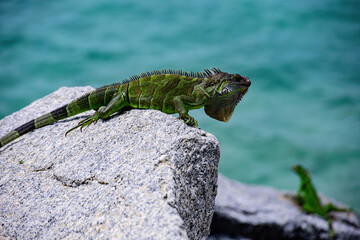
xmin=0 ymin=87 xmax=220 ymax=240
xmin=209 ymin=174 xmax=360 ymax=240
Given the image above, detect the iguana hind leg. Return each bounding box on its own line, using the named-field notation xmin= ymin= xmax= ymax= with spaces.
xmin=324 ymin=203 xmax=350 ymax=213
xmin=65 ymin=92 xmax=128 ymax=136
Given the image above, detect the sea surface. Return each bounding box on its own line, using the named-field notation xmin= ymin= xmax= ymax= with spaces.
xmin=1 ymin=0 xmax=359 ymax=212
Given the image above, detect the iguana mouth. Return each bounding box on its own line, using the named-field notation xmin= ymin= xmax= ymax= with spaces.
xmin=240 ymin=76 xmax=251 ymax=88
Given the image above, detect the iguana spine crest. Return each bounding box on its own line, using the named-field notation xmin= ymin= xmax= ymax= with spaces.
xmin=99 ymin=68 xmax=222 ymax=89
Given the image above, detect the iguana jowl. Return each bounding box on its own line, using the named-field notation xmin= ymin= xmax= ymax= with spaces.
xmin=0 ymin=68 xmax=251 ymax=148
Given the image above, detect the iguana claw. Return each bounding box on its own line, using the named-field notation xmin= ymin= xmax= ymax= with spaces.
xmin=180 ymin=115 xmax=198 ymax=127
xmin=65 ymin=112 xmax=100 ymax=136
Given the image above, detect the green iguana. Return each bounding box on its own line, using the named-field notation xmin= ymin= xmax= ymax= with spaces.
xmin=0 ymin=68 xmax=251 ymax=148
xmin=292 ymin=165 xmax=349 ymax=238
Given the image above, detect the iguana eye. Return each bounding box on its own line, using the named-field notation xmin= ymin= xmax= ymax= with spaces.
xmin=221 ymin=88 xmax=230 ymax=95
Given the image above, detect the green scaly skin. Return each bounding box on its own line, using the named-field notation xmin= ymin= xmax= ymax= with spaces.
xmin=0 ymin=68 xmax=251 ymax=148
xmin=292 ymin=165 xmax=350 ymax=238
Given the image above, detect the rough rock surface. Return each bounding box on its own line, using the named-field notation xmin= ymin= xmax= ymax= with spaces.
xmin=209 ymin=174 xmax=360 ymax=240
xmin=0 ymin=87 xmax=220 ymax=240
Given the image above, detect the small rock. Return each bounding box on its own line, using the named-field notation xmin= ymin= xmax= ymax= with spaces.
xmin=209 ymin=174 xmax=360 ymax=240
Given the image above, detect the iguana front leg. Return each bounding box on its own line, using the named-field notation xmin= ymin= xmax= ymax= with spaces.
xmin=173 ymin=90 xmax=208 ymax=127
xmin=65 ymin=92 xmax=128 ymax=135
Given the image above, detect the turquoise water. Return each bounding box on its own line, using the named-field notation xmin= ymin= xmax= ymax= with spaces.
xmin=1 ymin=1 xmax=359 ymax=212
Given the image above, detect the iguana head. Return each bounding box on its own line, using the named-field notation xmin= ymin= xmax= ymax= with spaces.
xmin=292 ymin=165 xmax=310 ymax=179
xmin=204 ymin=72 xmax=251 ymax=122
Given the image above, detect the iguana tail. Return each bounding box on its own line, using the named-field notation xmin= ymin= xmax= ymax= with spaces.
xmin=0 ymin=104 xmax=69 ymax=148
xmin=0 ymin=91 xmax=98 ymax=148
